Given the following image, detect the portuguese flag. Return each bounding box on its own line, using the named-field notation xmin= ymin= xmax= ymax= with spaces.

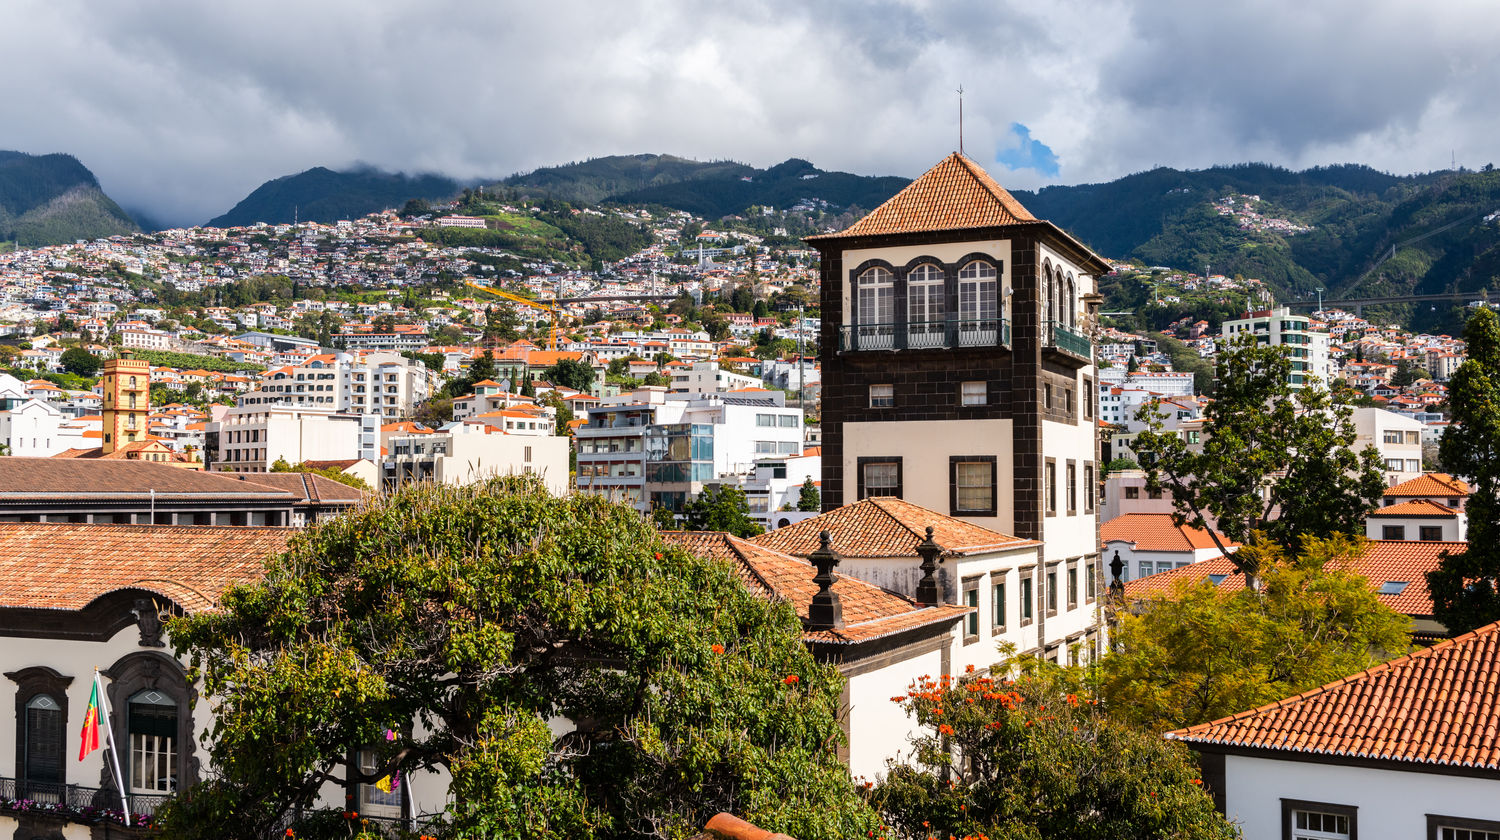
xmin=78 ymin=680 xmax=101 ymax=760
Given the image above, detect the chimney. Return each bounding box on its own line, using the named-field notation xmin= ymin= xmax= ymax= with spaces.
xmin=915 ymin=526 xmax=944 ymax=606
xmin=806 ymin=530 xmax=844 ymax=631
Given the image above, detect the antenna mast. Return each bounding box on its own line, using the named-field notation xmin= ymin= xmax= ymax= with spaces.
xmin=956 ymin=84 xmax=965 ymax=156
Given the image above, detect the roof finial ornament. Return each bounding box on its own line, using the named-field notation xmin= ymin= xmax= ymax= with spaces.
xmin=915 ymin=525 xmax=944 ymax=606
xmin=956 ymin=84 xmax=965 ymax=157
xmin=807 ymin=529 xmax=845 ymax=631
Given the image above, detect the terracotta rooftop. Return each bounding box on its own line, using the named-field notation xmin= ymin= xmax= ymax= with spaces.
xmin=1168 ymin=617 xmax=1500 ymax=770
xmin=0 ymin=522 xmax=293 ymax=613
xmin=1101 ymin=513 xmax=1237 ymax=553
xmin=1123 ymin=539 xmax=1464 ymax=618
xmin=0 ymin=458 xmax=294 ymax=500
xmin=809 ymin=153 xmax=1036 ymax=239
xmin=1368 ymin=499 xmax=1460 ymax=518
xmin=751 ymin=497 xmax=1038 ymax=559
xmin=663 ymin=531 xmax=969 ymax=644
xmin=1384 ymin=473 xmax=1471 ymax=498
xmin=237 ymin=472 xmax=367 ymax=504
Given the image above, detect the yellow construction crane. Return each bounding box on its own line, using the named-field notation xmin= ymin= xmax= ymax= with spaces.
xmin=465 ymin=281 xmax=567 ymax=349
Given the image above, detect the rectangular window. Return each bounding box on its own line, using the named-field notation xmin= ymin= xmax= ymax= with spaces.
xmin=755 ymin=441 xmax=778 ymax=454
xmin=1383 ymin=430 xmax=1403 ymax=444
xmin=1084 ymin=464 xmax=1095 ymax=512
xmin=859 ymin=458 xmax=901 ymax=499
xmin=1084 ymin=377 xmax=1094 ymax=419
xmin=1045 ymin=460 xmax=1057 ymax=515
xmin=129 ymin=695 xmax=178 ymax=795
xmin=1085 ymin=561 xmax=1097 ymax=601
xmin=1382 ymin=525 xmax=1407 ymax=540
xmin=1046 ymin=568 xmax=1058 ymax=615
xmin=960 ymin=381 xmax=987 ymax=406
xmin=963 ymin=578 xmax=981 ymax=642
xmin=756 ymin=414 xmax=775 ymax=427
xmin=992 ymin=581 xmax=1006 ymax=630
xmin=1420 ymin=526 xmax=1444 ymax=541
xmin=1044 ymin=384 xmax=1053 ymax=409
xmin=1124 ymin=486 xmax=1140 ymax=500
xmin=1285 ymin=801 xmax=1354 ymax=840
xmin=778 ymin=415 xmax=799 ymax=427
xmin=1067 ymin=461 xmax=1077 ymax=515
xmin=1429 ymin=815 xmax=1500 ymax=840
xmin=869 ymin=384 xmax=894 ymax=408
xmin=358 ymin=748 xmax=403 ymax=815
xmin=951 ymin=456 xmax=997 ymax=516
xmin=1068 ymin=566 xmax=1078 ymax=609
xmin=1385 ymin=457 xmax=1405 ymax=471
xmin=1020 ymin=576 xmax=1034 ymax=623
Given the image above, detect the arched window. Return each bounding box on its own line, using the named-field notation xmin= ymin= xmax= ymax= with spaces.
xmin=103 ymin=650 xmax=196 ymax=807
xmin=1041 ymin=264 xmax=1054 ymax=325
xmin=907 ymin=263 xmax=945 ymax=348
xmin=855 ymin=267 xmax=895 ymax=350
xmin=128 ymin=689 xmax=177 ymax=795
xmin=1065 ymin=274 xmax=1077 ymax=328
xmin=23 ymin=694 xmax=64 ymax=795
xmin=958 ymin=261 xmax=998 ymax=346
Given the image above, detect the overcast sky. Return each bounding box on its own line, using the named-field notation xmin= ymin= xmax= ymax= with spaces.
xmin=7 ymin=0 xmax=1499 ymax=226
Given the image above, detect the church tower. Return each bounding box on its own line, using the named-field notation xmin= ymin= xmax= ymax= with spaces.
xmin=809 ymin=153 xmax=1108 ymax=656
xmin=100 ymin=351 xmax=151 ymax=454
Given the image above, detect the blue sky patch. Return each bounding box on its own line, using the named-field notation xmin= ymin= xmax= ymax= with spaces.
xmin=996 ymin=123 xmax=1060 ymax=177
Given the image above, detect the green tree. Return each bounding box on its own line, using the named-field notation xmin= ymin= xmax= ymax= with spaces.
xmin=269 ymin=458 xmax=372 ymax=491
xmin=539 ymin=390 xmax=573 ymax=435
xmin=874 ymin=662 xmax=1237 ymax=840
xmin=161 ymin=478 xmax=874 ymax=840
xmin=372 ymin=313 xmax=398 ymax=333
xmin=544 ymin=358 xmax=596 ymax=393
xmin=1391 ymin=358 xmax=1422 ymax=387
xmin=1429 ymin=307 xmax=1500 ymax=634
xmin=1102 ymin=535 xmax=1410 ymax=731
xmin=681 ymin=485 xmax=764 ymax=538
xmin=1103 ymin=456 xmax=1139 ymax=474
xmin=60 ymin=347 xmax=101 ymax=377
xmin=797 ymin=477 xmax=821 ymax=512
xmin=1133 ymin=336 xmax=1385 ymax=576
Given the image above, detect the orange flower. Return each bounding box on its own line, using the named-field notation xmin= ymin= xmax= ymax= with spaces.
xmin=1190 ymin=779 xmax=1203 ymax=785
xmin=286 ymin=831 xmax=295 ymax=839
xmin=965 ymin=664 xmax=975 ymax=673
xmin=938 ymin=724 xmax=955 ymax=736
xmin=932 ymin=707 xmax=943 ymax=716
xmin=783 ymin=674 xmax=800 ymax=685
xmin=655 ymin=552 xmax=663 ymax=559
xmin=711 ymin=643 xmax=725 ymax=654
xmin=1066 ymin=693 xmax=1079 ymax=706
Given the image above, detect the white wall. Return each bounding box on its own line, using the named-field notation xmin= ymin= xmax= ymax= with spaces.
xmin=0 ymin=400 xmax=65 ymax=456
xmin=1223 ymin=753 xmax=1500 ymax=840
xmin=844 ymin=645 xmax=944 ymax=782
xmin=1365 ymin=514 xmax=1465 ymax=541
xmin=843 ymin=418 xmax=1015 ymax=535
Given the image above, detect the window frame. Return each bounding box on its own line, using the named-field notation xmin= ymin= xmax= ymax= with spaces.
xmin=1045 ymin=458 xmax=1057 ymax=516
xmin=960 ymin=380 xmax=988 ymax=407
xmin=1019 ymin=569 xmax=1035 ymax=626
xmin=950 ymin=455 xmax=998 ymax=517
xmin=1420 ymin=526 xmax=1444 ymax=541
xmin=1066 ymin=460 xmax=1078 ymax=515
xmin=1283 ymin=799 xmax=1356 ymax=840
xmin=869 ymin=383 xmax=895 ymax=408
xmin=1428 ymin=814 xmax=1500 ymax=840
xmin=957 ymin=260 xmax=998 ymax=325
xmin=1046 ymin=565 xmax=1059 ymax=616
xmin=962 ymin=577 xmax=982 ymax=644
xmin=1084 ymin=463 xmax=1096 ymax=513
xmin=1382 ymin=525 xmax=1407 ymax=540
xmin=9 ymin=667 xmax=71 ymax=795
xmin=857 ymin=457 xmax=902 ymax=500
xmin=1067 ymin=563 xmax=1078 ymax=610
xmin=991 ymin=579 xmax=1007 ymax=632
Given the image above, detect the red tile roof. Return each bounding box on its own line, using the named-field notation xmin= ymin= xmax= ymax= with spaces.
xmin=1384 ymin=473 xmax=1471 ymax=498
xmin=0 ymin=522 xmax=292 ymax=613
xmin=809 ymin=153 xmax=1036 ymax=240
xmin=1101 ymin=513 xmax=1237 ymax=553
xmin=751 ymin=497 xmax=1037 ymax=558
xmin=1123 ymin=539 xmax=1463 ymax=618
xmin=1368 ymin=499 xmax=1459 ymax=518
xmin=1168 ymin=618 xmax=1500 ymax=770
xmin=663 ymin=531 xmax=968 ymax=644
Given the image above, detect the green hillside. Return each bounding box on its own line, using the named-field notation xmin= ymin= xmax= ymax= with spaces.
xmin=612 ymin=157 xmax=910 ymax=217
xmin=500 ymin=154 xmax=754 ymax=205
xmin=208 ymin=166 xmax=463 ymax=228
xmin=0 ymin=151 xmax=138 ymax=246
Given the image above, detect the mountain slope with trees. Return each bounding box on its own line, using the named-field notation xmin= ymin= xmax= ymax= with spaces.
xmin=0 ymin=151 xmax=139 ymax=246
xmin=207 ymin=166 xmax=464 ymax=227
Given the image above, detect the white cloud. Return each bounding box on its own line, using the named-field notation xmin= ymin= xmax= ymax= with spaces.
xmin=3 ymin=0 xmax=1496 ymax=225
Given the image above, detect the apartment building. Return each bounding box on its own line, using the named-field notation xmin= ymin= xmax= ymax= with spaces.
xmin=574 ymin=387 xmax=804 ymax=514
xmin=1221 ymin=306 xmax=1331 ymax=385
xmin=382 ymin=421 xmax=568 ymax=495
xmin=205 ymin=404 xmax=378 ymax=472
xmin=808 ymin=153 xmax=1108 ymax=661
xmin=1352 ymin=407 xmax=1425 ymax=486
xmin=236 ymin=352 xmax=434 ymax=419
xmin=669 ymin=360 xmax=762 ymax=393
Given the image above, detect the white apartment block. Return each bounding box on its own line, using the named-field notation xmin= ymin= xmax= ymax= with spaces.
xmin=118 ymin=328 xmax=175 ymax=351
xmin=1353 ymin=407 xmax=1425 ymax=487
xmin=1096 ymin=367 xmax=1196 ymax=397
xmin=207 ymin=405 xmax=378 ymax=472
xmin=669 ymin=361 xmax=763 ymax=394
xmin=382 ymin=422 xmax=568 ymax=495
xmin=0 ymin=399 xmax=65 ymax=457
xmin=1221 ymin=306 xmax=1331 ymax=385
xmin=236 ymin=352 xmax=434 ymax=420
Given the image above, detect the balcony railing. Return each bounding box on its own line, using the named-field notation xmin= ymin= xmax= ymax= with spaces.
xmin=0 ymin=776 xmax=170 ymax=823
xmin=840 ymin=318 xmax=1010 ymax=352
xmin=1045 ymin=321 xmax=1092 ymax=360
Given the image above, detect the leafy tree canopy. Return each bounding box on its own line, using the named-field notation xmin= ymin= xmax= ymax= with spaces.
xmin=874 ymin=660 xmax=1237 ymax=840
xmin=1429 ymin=306 xmax=1500 ymax=633
xmin=59 ymin=346 xmax=101 ymax=377
xmin=161 ymin=478 xmax=873 ymax=840
xmin=681 ymin=485 xmax=764 ymax=538
xmin=268 ymin=457 xmax=372 ymax=492
xmin=797 ymin=477 xmax=821 ymax=512
xmin=544 ymin=358 xmax=596 ymax=393
xmin=1102 ymin=534 xmax=1410 ymax=731
xmin=1134 ymin=336 xmax=1384 ymax=575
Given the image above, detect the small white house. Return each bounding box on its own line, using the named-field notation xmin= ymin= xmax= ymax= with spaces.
xmin=1365 ymin=498 xmax=1466 ymax=542
xmin=1101 ymin=512 xmax=1237 ymax=581
xmin=1168 ymin=618 xmax=1500 ymax=840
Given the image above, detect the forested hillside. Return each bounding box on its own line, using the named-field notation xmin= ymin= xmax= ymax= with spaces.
xmin=0 ymin=151 xmax=139 ymax=246
xmin=208 ymin=166 xmax=463 ymax=228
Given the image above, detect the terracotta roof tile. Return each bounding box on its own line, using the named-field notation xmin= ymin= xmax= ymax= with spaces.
xmin=0 ymin=522 xmax=293 ymax=612
xmin=1368 ymin=499 xmax=1459 ymax=518
xmin=663 ymin=531 xmax=968 ymax=644
xmin=809 ymin=153 xmax=1036 ymax=239
xmin=1123 ymin=539 xmax=1463 ymax=618
xmin=1101 ymin=513 xmax=1238 ymax=553
xmin=1384 ymin=473 xmax=1471 ymax=498
xmin=751 ymin=497 xmax=1038 ymax=558
xmin=1168 ymin=617 xmax=1500 ymax=770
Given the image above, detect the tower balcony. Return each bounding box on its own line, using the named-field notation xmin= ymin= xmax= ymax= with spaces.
xmin=1044 ymin=320 xmax=1092 ymax=366
xmin=839 ymin=318 xmax=1010 ymax=353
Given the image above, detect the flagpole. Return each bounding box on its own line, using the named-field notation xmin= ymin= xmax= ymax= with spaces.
xmin=93 ymin=670 xmax=132 ymax=827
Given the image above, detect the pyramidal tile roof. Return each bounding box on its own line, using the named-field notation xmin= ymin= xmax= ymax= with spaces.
xmin=1101 ymin=513 xmax=1238 ymax=553
xmin=1167 ymin=617 xmax=1500 ymax=769
xmin=662 ymin=530 xmax=969 ymax=644
xmin=751 ymin=496 xmax=1037 ymax=559
xmin=1384 ymin=472 xmax=1471 ymax=498
xmin=1368 ymin=498 xmax=1459 ymax=517
xmin=809 ymin=153 xmax=1036 ymax=239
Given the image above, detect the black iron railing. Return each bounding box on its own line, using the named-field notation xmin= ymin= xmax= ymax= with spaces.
xmin=840 ymin=318 xmax=1010 ymax=352
xmin=0 ymin=776 xmax=168 ymax=826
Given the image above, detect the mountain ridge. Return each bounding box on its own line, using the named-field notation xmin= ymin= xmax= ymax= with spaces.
xmin=0 ymin=151 xmax=139 ymax=246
